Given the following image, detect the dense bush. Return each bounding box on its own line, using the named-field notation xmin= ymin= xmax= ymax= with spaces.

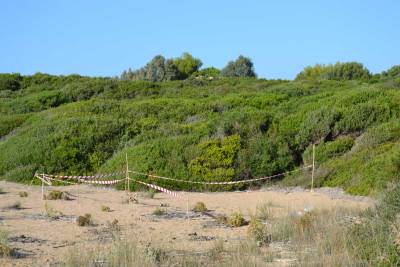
xmin=221 ymin=56 xmax=257 ymax=78
xmin=296 ymin=62 xmax=371 ymax=81
xmin=0 ymin=74 xmax=399 ymax=195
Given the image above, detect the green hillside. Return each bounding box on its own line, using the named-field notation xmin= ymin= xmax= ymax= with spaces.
xmin=1 ymin=72 xmax=399 ymax=195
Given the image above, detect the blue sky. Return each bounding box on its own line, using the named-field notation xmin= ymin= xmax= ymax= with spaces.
xmin=1 ymin=0 xmax=399 ymax=79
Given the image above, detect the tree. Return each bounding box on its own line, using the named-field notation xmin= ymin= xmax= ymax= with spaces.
xmin=144 ymin=55 xmax=166 ymax=82
xmin=221 ymin=56 xmax=257 ymax=78
xmin=173 ymin=52 xmax=202 ymax=79
xmin=0 ymin=73 xmax=23 ymax=91
xmin=382 ymin=65 xmax=400 ymax=78
xmin=296 ymin=62 xmax=371 ymax=81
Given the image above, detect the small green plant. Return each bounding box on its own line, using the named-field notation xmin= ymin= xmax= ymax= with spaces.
xmin=0 ymin=231 xmax=12 ymax=257
xmin=216 ymin=214 xmax=228 ymax=225
xmin=228 ymin=212 xmax=246 ymax=227
xmin=46 ymin=190 xmax=70 ymax=200
xmin=18 ymin=191 xmax=28 ymax=197
xmin=0 ymin=188 xmax=5 ymax=194
xmin=76 ymin=214 xmax=93 ymax=226
xmin=193 ymin=201 xmax=207 ymax=212
xmin=152 ymin=207 xmax=166 ymax=216
xmin=255 ymin=202 xmax=274 ymax=221
xmin=247 ymin=217 xmax=271 ymax=246
xmin=101 ymin=205 xmax=111 ymax=212
xmin=44 ymin=202 xmax=63 ymax=219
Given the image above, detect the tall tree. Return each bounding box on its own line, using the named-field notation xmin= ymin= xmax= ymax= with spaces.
xmin=221 ymin=56 xmax=257 ymax=78
xmin=173 ymin=52 xmax=203 ymax=79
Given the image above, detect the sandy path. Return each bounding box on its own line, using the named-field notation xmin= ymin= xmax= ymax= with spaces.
xmin=0 ymin=181 xmax=372 ymax=267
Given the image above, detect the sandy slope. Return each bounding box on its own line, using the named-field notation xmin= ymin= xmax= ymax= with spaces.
xmin=0 ymin=181 xmax=372 ymax=266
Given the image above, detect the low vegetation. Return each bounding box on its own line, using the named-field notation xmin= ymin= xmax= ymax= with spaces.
xmin=0 ymin=230 xmax=12 ymax=258
xmin=227 ymin=211 xmax=247 ymax=227
xmin=0 ymin=69 xmax=399 ymax=195
xmin=101 ymin=205 xmax=112 ymax=212
xmin=6 ymin=201 xmax=22 ymax=210
xmin=76 ymin=214 xmax=93 ymax=226
xmin=44 ymin=201 xmax=63 ymax=219
xmin=152 ymin=208 xmax=166 ymax=216
xmin=18 ymin=191 xmax=28 ymax=197
xmin=192 ymin=201 xmax=207 ymax=212
xmin=45 ymin=190 xmax=70 ymax=200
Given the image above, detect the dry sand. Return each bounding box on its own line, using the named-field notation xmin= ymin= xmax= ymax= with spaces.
xmin=0 ymin=180 xmax=372 ymax=266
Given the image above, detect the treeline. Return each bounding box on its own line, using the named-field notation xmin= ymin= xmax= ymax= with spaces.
xmin=120 ymin=53 xmax=256 ymax=81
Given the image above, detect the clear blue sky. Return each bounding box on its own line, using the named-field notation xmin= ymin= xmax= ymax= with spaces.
xmin=1 ymin=0 xmax=399 ymax=79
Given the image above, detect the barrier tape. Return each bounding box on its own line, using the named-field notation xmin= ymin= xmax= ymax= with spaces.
xmin=132 ymin=179 xmax=184 ymax=198
xmin=39 ymin=174 xmax=125 ymax=186
xmin=128 ymin=165 xmax=313 ymax=185
xmin=77 ymin=178 xmax=125 ymax=185
xmin=42 ymin=171 xmax=125 ymax=180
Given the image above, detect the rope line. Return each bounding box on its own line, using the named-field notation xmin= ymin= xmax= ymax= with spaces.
xmin=128 ymin=165 xmax=312 ymax=185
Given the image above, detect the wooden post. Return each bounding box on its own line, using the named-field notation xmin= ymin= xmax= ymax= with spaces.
xmin=311 ymin=144 xmax=315 ymax=192
xmin=186 ymin=196 xmax=189 ymax=220
xmin=126 ymin=153 xmax=130 ymax=192
xmin=41 ymin=174 xmax=44 ymax=200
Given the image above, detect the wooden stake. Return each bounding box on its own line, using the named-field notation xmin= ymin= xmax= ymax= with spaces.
xmin=41 ymin=174 xmax=44 ymax=200
xmin=186 ymin=196 xmax=189 ymax=220
xmin=126 ymin=153 xmax=130 ymax=192
xmin=311 ymin=144 xmax=315 ymax=192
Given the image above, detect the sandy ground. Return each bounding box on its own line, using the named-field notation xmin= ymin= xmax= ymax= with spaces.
xmin=0 ymin=181 xmax=372 ymax=267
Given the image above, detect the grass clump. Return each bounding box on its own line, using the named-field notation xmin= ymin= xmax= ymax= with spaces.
xmin=152 ymin=208 xmax=166 ymax=216
xmin=18 ymin=191 xmax=28 ymax=197
xmin=0 ymin=231 xmax=12 ymax=258
xmin=46 ymin=190 xmax=70 ymax=200
xmin=76 ymin=214 xmax=93 ymax=226
xmin=101 ymin=205 xmax=111 ymax=212
xmin=227 ymin=212 xmax=247 ymax=227
xmin=139 ymin=190 xmax=156 ymax=199
xmin=192 ymin=201 xmax=207 ymax=212
xmin=255 ymin=201 xmax=274 ymax=221
xmin=44 ymin=202 xmax=63 ymax=219
xmin=247 ymin=218 xmax=271 ymax=246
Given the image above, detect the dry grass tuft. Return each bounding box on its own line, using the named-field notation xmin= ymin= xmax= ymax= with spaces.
xmin=152 ymin=208 xmax=166 ymax=216
xmin=6 ymin=201 xmax=22 ymax=210
xmin=46 ymin=190 xmax=70 ymax=200
xmin=101 ymin=205 xmax=112 ymax=212
xmin=193 ymin=201 xmax=207 ymax=212
xmin=0 ymin=231 xmax=12 ymax=258
xmin=77 ymin=214 xmax=93 ymax=226
xmin=18 ymin=191 xmax=28 ymax=197
xmin=227 ymin=212 xmax=246 ymax=227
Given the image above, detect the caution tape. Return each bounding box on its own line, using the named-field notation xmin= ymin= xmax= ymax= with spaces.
xmin=41 ymin=171 xmax=125 ymax=180
xmin=128 ymin=165 xmax=313 ymax=185
xmin=132 ymin=179 xmax=184 ymax=198
xmin=77 ymin=178 xmax=125 ymax=185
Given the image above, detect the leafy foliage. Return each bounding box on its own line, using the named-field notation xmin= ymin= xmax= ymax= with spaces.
xmin=0 ymin=73 xmax=399 ymax=195
xmin=221 ymin=56 xmax=257 ymax=78
xmin=296 ymin=62 xmax=371 ymax=81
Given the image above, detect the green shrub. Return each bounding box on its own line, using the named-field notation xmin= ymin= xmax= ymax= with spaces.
xmin=76 ymin=214 xmax=93 ymax=226
xmin=0 ymin=231 xmax=12 ymax=257
xmin=46 ymin=190 xmax=69 ymax=200
xmin=228 ymin=212 xmax=246 ymax=227
xmin=303 ymin=136 xmax=354 ymax=164
xmin=192 ymin=202 xmax=207 ymax=212
xmin=18 ymin=191 xmax=28 ymax=197
xmin=152 ymin=208 xmax=166 ymax=216
xmin=101 ymin=205 xmax=111 ymax=212
xmin=247 ymin=218 xmax=271 ymax=246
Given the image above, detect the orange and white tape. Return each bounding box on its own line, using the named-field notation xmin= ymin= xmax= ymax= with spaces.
xmin=132 ymin=179 xmax=184 ymax=198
